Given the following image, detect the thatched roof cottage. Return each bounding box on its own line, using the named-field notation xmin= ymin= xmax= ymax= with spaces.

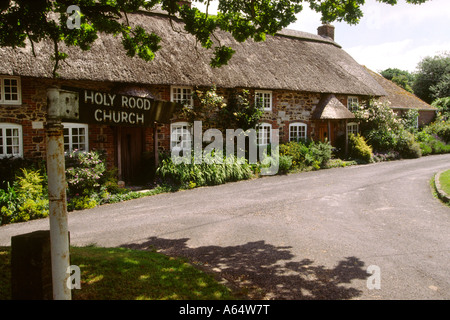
xmin=0 ymin=9 xmax=434 ymax=182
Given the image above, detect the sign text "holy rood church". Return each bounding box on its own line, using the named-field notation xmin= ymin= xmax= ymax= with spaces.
xmin=83 ymin=90 xmax=152 ymax=126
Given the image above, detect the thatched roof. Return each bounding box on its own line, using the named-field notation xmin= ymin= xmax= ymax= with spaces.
xmin=365 ymin=68 xmax=436 ymax=110
xmin=0 ymin=10 xmax=386 ymax=96
xmin=312 ymin=94 xmax=355 ymax=120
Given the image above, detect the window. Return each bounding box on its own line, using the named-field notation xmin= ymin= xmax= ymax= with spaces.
xmin=171 ymin=86 xmax=193 ymax=107
xmin=257 ymin=123 xmax=271 ymax=145
xmin=0 ymin=123 xmax=23 ymax=158
xmin=347 ymin=122 xmax=359 ymax=137
xmin=170 ymin=122 xmax=192 ymax=152
xmin=347 ymin=96 xmax=359 ymax=112
xmin=255 ymin=90 xmax=272 ymax=111
xmin=63 ymin=123 xmax=88 ymax=152
xmin=0 ymin=76 xmax=21 ymax=105
xmin=289 ymin=122 xmax=307 ymax=142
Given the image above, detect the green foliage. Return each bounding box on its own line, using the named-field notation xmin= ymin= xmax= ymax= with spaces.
xmin=65 ymin=150 xmax=106 ymax=197
xmin=413 ymin=52 xmax=450 ymax=103
xmin=0 ymin=157 xmax=46 ymax=190
xmin=0 ymin=0 xmax=431 ymax=75
xmin=353 ymin=99 xmax=403 ymax=134
xmin=278 ymin=155 xmax=293 ymax=173
xmin=279 ymin=141 xmax=310 ymax=169
xmin=354 ymin=99 xmax=423 ymax=159
xmin=424 ymin=119 xmax=450 ymax=144
xmin=401 ymin=109 xmax=419 ymax=133
xmin=156 ymin=153 xmax=253 ymax=188
xmin=67 ymin=195 xmax=97 ymax=212
xmin=432 ymin=97 xmax=450 ymax=120
xmin=395 ymin=130 xmax=422 ymax=159
xmin=417 ymin=127 xmax=450 ymax=155
xmin=365 ymin=128 xmax=398 ymax=152
xmin=380 ymin=68 xmax=415 ymax=93
xmin=0 ymin=169 xmax=49 ymax=225
xmin=307 ymin=140 xmax=333 ymax=169
xmin=279 ymin=140 xmax=332 ymax=170
xmin=217 ymin=89 xmax=263 ymax=132
xmin=348 ymin=133 xmax=373 ymax=163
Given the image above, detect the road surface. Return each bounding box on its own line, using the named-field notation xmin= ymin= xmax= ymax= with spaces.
xmin=1 ymin=154 xmax=449 ymax=299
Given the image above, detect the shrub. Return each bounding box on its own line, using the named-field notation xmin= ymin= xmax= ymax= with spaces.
xmin=156 ymin=153 xmax=253 ymax=188
xmin=278 ymin=155 xmax=293 ymax=173
xmin=348 ymin=133 xmax=373 ymax=163
xmin=306 ymin=140 xmax=333 ymax=169
xmin=419 ymin=142 xmax=433 ymax=156
xmin=67 ymin=196 xmax=97 ymax=212
xmin=372 ymin=151 xmax=400 ymax=162
xmin=279 ymin=141 xmax=310 ymax=168
xmin=395 ymin=130 xmax=422 ymax=159
xmin=424 ymin=120 xmax=450 ymax=144
xmin=415 ymin=129 xmax=450 ymax=155
xmin=0 ymin=169 xmax=49 ymax=225
xmin=65 ymin=150 xmax=106 ymax=197
xmin=365 ymin=128 xmax=398 ymax=152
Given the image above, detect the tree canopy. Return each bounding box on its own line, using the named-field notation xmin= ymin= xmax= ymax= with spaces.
xmin=413 ymin=52 xmax=450 ymax=104
xmin=0 ymin=0 xmax=431 ymax=77
xmin=380 ymin=68 xmax=415 ymax=93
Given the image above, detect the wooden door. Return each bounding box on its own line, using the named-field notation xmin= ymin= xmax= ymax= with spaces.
xmin=117 ymin=127 xmax=144 ymax=184
xmin=316 ymin=122 xmax=329 ymax=143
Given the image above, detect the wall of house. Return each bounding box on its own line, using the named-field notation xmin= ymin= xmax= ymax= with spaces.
xmin=1 ymin=76 xmax=366 ymax=176
xmin=419 ymin=110 xmax=436 ymax=127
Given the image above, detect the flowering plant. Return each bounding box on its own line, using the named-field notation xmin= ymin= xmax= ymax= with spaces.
xmin=65 ymin=149 xmax=106 ymax=196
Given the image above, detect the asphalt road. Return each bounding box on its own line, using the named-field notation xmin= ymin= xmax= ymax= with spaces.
xmin=1 ymin=154 xmax=449 ymax=300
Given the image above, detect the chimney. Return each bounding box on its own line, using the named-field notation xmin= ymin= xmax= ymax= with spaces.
xmin=317 ymin=24 xmax=335 ymax=41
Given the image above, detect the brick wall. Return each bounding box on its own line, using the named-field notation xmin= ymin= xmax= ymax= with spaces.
xmin=1 ymin=75 xmax=373 ymax=170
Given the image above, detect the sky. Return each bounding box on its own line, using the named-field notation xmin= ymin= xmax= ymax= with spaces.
xmin=193 ymin=0 xmax=450 ymax=73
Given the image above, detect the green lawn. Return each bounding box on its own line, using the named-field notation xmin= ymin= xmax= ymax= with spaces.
xmin=439 ymin=169 xmax=450 ymax=195
xmin=0 ymin=246 xmax=237 ymax=300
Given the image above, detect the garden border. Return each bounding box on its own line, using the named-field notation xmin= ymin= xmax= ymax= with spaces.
xmin=434 ymin=170 xmax=450 ymax=204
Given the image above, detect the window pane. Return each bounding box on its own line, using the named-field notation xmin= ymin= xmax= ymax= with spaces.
xmin=3 ymin=78 xmax=19 ymax=102
xmin=172 ymin=87 xmax=192 ymax=106
xmin=63 ymin=124 xmax=88 ymax=152
xmin=171 ymin=124 xmax=191 ymax=150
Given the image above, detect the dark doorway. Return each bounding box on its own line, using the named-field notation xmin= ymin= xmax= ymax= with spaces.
xmin=117 ymin=127 xmax=145 ymax=184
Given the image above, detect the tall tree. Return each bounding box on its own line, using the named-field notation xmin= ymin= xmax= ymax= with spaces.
xmin=413 ymin=52 xmax=450 ymax=104
xmin=0 ymin=0 xmax=430 ymax=77
xmin=380 ymin=68 xmax=415 ymax=93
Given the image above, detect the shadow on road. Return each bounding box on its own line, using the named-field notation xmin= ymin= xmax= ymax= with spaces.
xmin=122 ymin=237 xmax=370 ymax=300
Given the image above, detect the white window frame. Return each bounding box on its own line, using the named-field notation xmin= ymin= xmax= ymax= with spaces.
xmin=171 ymin=86 xmax=194 ymax=108
xmin=255 ymin=90 xmax=272 ymax=112
xmin=257 ymin=122 xmax=272 ymax=146
xmin=0 ymin=76 xmax=22 ymax=105
xmin=63 ymin=122 xmax=89 ymax=153
xmin=347 ymin=122 xmax=359 ymax=138
xmin=347 ymin=96 xmax=359 ymax=112
xmin=170 ymin=122 xmax=192 ymax=152
xmin=0 ymin=123 xmax=23 ymax=158
xmin=289 ymin=122 xmax=308 ymax=142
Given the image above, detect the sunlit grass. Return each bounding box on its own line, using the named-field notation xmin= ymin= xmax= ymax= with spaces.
xmin=0 ymin=246 xmax=236 ymax=300
xmin=439 ymin=169 xmax=450 ymax=195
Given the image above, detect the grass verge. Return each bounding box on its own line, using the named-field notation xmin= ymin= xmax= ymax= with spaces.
xmin=0 ymin=245 xmax=236 ymax=300
xmin=439 ymin=169 xmax=450 ymax=196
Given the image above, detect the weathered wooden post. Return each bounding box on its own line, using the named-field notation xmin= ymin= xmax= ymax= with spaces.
xmin=46 ymin=87 xmax=78 ymax=300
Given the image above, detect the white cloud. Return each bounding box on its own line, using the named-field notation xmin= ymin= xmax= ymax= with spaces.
xmin=346 ymin=40 xmax=450 ymax=72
